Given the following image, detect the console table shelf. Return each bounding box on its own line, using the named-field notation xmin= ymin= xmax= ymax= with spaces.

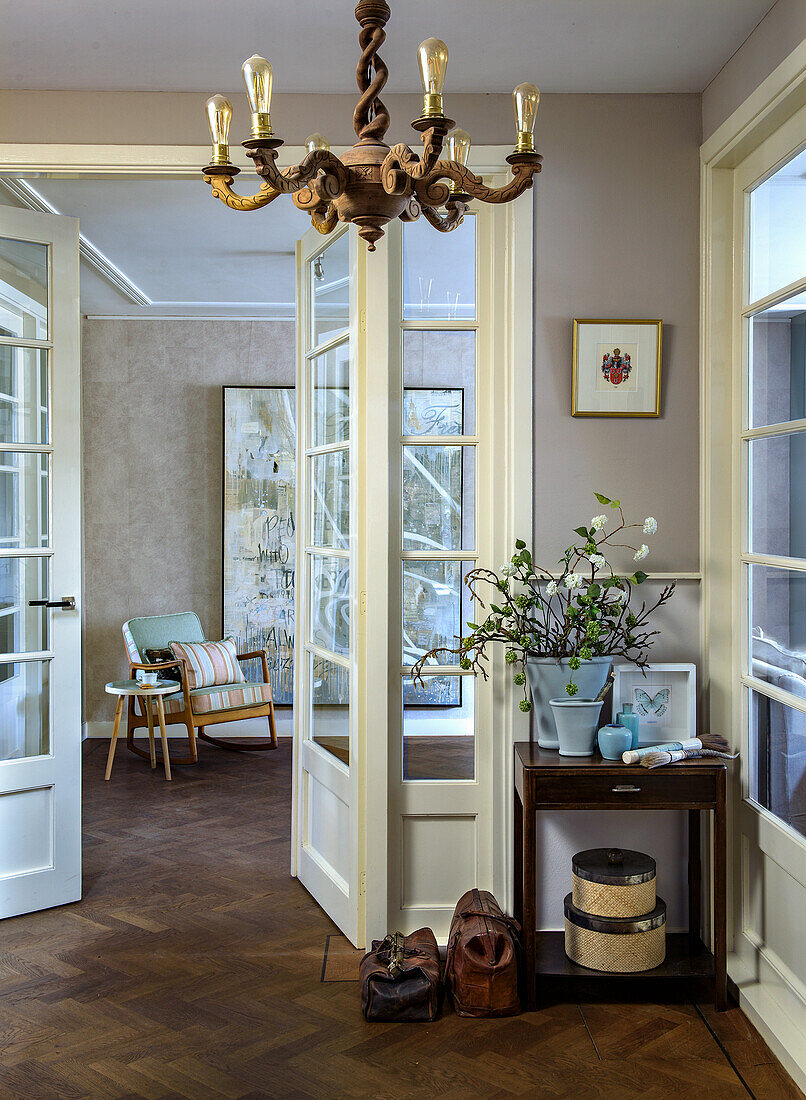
xmin=514 ymin=743 xmax=727 ymax=1011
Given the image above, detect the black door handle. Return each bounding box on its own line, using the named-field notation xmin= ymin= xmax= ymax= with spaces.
xmin=28 ymin=597 xmax=76 ymax=610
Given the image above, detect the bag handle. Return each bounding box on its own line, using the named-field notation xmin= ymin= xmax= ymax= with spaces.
xmin=459 ymin=909 xmax=522 ymax=934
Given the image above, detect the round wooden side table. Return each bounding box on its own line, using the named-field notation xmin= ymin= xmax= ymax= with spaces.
xmin=104 ymin=680 xmax=178 ymax=781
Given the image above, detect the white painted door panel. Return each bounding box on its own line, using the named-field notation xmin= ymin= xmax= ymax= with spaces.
xmin=0 ymin=206 xmax=81 ymax=919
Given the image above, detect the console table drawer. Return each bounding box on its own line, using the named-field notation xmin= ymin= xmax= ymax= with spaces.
xmin=535 ymin=768 xmax=717 ymax=808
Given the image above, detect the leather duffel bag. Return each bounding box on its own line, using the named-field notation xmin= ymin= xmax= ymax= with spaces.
xmin=445 ymin=888 xmax=522 ymax=1017
xmin=359 ymin=928 xmax=441 ymax=1021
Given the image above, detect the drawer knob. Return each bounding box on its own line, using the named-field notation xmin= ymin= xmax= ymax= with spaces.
xmin=612 ymin=784 xmax=641 ymax=793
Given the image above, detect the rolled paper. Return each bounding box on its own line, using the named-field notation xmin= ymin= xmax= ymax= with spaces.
xmin=622 ymin=738 xmax=702 ymax=764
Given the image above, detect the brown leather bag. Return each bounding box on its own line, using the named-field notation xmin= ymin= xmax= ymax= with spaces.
xmin=360 ymin=928 xmax=441 ymax=1022
xmin=445 ymin=889 xmax=522 ymax=1017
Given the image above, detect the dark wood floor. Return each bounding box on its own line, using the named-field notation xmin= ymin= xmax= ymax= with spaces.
xmin=0 ymin=739 xmax=801 ymax=1099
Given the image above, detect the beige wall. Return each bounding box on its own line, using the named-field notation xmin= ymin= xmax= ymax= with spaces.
xmin=702 ymin=0 xmax=806 ymax=140
xmin=0 ymin=91 xmax=513 ymax=147
xmin=81 ymin=319 xmax=295 ymax=724
xmin=529 ymin=93 xmax=701 ymax=929
xmin=533 ymin=92 xmax=701 ymax=654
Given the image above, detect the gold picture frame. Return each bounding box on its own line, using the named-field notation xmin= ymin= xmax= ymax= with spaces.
xmin=572 ymin=318 xmax=662 ymax=417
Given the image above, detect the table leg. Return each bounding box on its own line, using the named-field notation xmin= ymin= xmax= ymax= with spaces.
xmin=522 ymin=783 xmax=536 ymax=1011
xmin=714 ymin=771 xmax=727 ymax=1010
xmin=144 ymin=696 xmax=156 ymax=770
xmin=156 ymin=696 xmax=171 ymax=781
xmin=688 ymin=808 xmax=701 ymax=945
xmin=514 ymin=787 xmax=524 ymax=928
xmin=104 ymin=697 xmax=124 ymax=781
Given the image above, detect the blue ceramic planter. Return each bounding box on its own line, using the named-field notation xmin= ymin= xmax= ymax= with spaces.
xmin=549 ymin=697 xmax=605 ymax=757
xmin=526 ymin=657 xmax=612 ymax=748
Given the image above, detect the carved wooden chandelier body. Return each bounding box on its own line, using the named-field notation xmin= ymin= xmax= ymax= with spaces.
xmin=202 ymin=0 xmax=542 ymax=251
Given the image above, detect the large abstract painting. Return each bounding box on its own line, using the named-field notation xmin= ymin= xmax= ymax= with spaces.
xmin=224 ymin=385 xmax=464 ymax=707
xmin=223 ymin=387 xmax=297 ymax=703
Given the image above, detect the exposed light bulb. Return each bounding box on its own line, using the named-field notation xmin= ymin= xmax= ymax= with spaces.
xmin=446 ymin=128 xmax=471 ymax=193
xmin=512 ymin=83 xmax=539 ymax=154
xmin=205 ymin=94 xmax=234 ymax=166
xmin=242 ymin=55 xmax=274 ymax=139
xmin=417 ymin=37 xmax=449 ymax=118
xmin=305 ymin=133 xmax=330 ymax=154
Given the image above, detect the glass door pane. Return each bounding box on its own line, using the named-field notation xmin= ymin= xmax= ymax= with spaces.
xmin=0 ymin=234 xmax=52 ymax=761
xmin=304 ymin=231 xmax=352 ymax=768
xmin=0 ymin=238 xmax=48 ymax=340
xmin=749 ymin=146 xmax=806 ymax=304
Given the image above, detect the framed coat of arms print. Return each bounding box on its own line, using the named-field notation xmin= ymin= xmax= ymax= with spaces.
xmin=571 ymin=319 xmax=662 ymax=417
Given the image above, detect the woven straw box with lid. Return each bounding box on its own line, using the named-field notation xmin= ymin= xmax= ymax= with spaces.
xmin=564 ymin=848 xmax=666 ymax=973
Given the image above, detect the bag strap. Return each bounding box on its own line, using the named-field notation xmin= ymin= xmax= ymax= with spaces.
xmin=374 ymin=932 xmax=432 ymax=977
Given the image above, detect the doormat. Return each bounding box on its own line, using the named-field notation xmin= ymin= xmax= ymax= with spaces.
xmin=321 ymin=933 xmax=364 ymax=982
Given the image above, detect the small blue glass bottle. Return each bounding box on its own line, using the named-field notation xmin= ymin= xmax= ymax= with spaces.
xmin=616 ymin=702 xmax=640 ymax=750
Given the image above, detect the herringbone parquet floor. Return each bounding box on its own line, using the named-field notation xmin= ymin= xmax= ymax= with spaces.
xmin=0 ymin=739 xmax=801 ymax=1099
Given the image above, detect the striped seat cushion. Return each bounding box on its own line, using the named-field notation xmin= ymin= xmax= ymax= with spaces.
xmin=191 ymin=683 xmax=273 ymax=714
xmin=169 ymin=638 xmax=246 ymax=690
xmin=144 ymin=682 xmax=272 ymax=717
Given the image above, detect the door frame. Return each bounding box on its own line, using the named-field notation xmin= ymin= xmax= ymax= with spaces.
xmin=701 ymin=38 xmax=806 ymax=1091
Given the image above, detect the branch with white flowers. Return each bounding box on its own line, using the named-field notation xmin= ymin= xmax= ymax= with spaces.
xmin=409 ymin=491 xmax=676 ymax=710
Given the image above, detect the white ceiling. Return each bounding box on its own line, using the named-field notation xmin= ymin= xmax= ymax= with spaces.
xmin=0 ymin=0 xmax=773 ymax=94
xmin=2 ymin=178 xmax=310 ymax=318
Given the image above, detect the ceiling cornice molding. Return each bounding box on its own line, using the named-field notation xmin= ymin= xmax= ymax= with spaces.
xmin=0 ymin=176 xmax=151 ymax=306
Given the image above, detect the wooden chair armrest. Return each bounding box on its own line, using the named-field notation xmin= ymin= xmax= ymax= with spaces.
xmin=236 ymin=650 xmax=266 ymax=662
xmin=237 ymin=649 xmax=272 ymax=694
xmin=130 ymin=659 xmax=183 ymax=672
xmin=128 ymin=658 xmax=193 ymax=711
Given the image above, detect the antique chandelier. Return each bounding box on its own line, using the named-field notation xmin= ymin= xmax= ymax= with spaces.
xmin=202 ymin=0 xmax=542 ymax=250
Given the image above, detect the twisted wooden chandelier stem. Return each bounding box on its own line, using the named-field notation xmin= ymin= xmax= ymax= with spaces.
xmin=353 ymin=1 xmax=391 ymax=143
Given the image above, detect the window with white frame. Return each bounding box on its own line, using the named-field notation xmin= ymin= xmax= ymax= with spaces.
xmin=744 ymin=144 xmax=806 ymax=838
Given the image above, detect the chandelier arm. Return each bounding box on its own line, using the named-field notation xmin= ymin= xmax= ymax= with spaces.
xmin=310 ymin=204 xmax=339 ymax=235
xmin=381 ymin=129 xmax=447 ymax=195
xmin=419 ymin=199 xmax=469 ymax=234
xmin=248 ymin=149 xmax=349 ymax=200
xmin=398 ymin=196 xmax=422 ymax=222
xmin=203 ymin=174 xmax=282 ymax=211
xmin=415 ymin=159 xmax=542 ymax=208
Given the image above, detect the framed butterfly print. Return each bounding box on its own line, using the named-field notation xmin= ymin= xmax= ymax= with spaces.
xmin=612 ymin=662 xmax=696 ymax=747
xmin=572 ymin=319 xmax=662 ymax=417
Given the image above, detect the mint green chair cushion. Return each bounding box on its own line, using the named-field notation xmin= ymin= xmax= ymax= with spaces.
xmin=125 ymin=612 xmax=205 ymax=661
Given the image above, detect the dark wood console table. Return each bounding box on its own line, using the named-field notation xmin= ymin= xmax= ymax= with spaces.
xmin=514 ymin=743 xmax=727 ymax=1011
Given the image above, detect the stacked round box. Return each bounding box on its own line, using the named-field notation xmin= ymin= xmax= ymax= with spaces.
xmin=564 ymin=848 xmax=666 ymax=973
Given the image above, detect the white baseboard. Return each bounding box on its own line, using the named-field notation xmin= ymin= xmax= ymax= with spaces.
xmin=730 ymin=938 xmax=806 ymax=1094
xmin=83 ymin=713 xmax=293 ymax=739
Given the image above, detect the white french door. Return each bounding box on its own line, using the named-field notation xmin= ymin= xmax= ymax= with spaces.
xmin=293 ymin=224 xmax=387 ymax=947
xmin=292 ymin=170 xmax=531 ymax=948
xmin=0 ymin=206 xmax=82 ymax=919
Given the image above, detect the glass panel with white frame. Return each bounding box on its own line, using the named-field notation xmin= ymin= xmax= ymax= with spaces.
xmin=744 ymin=146 xmax=806 ymax=832
xmin=310 ymin=231 xmax=349 ymax=348
xmin=749 ymin=146 xmax=806 ymax=305
xmin=305 ymin=233 xmax=351 ymax=766
xmin=401 ymin=215 xmax=477 ymax=782
xmin=0 ymin=236 xmax=51 ymax=761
